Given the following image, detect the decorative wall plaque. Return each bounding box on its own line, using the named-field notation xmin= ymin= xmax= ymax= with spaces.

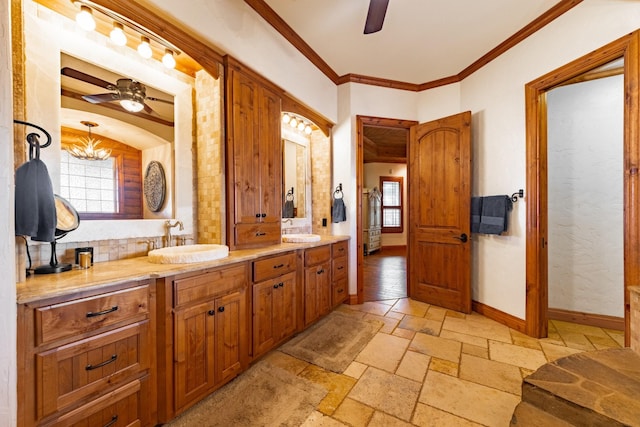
xmin=143 ymin=161 xmax=166 ymax=212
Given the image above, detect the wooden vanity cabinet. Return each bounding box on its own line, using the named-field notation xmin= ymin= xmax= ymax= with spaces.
xmin=304 ymin=245 xmax=332 ymax=326
xmin=156 ymin=263 xmax=249 ymax=422
xmin=332 ymin=240 xmax=349 ymax=306
xmin=17 ymin=281 xmax=155 ymax=427
xmin=251 ymin=252 xmax=299 ymax=359
xmin=225 ymin=58 xmax=283 ymax=250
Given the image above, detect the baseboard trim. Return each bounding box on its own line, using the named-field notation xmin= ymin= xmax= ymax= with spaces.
xmin=548 ymin=308 xmax=624 ymax=331
xmin=472 ymin=300 xmax=526 ymax=334
xmin=348 ymin=294 xmax=358 ymax=305
xmin=380 ymin=245 xmax=407 ymax=251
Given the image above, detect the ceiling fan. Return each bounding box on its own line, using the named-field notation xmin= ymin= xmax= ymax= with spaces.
xmin=364 ymin=0 xmax=389 ymax=34
xmin=60 ymin=67 xmax=173 ymax=114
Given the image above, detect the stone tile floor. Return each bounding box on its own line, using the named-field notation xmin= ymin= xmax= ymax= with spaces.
xmin=263 ymin=298 xmax=625 ymax=427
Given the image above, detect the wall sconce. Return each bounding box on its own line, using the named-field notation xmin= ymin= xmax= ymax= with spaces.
xmin=281 ymin=112 xmax=315 ymax=136
xmin=75 ymin=4 xmax=96 ymax=31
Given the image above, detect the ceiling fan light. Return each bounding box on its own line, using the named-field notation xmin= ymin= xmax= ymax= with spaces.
xmin=137 ymin=36 xmax=153 ymax=59
xmin=162 ymin=49 xmax=176 ymax=69
xmin=120 ymin=99 xmax=144 ymax=113
xmin=110 ymin=22 xmax=127 ymax=46
xmin=75 ymin=5 xmax=96 ymax=31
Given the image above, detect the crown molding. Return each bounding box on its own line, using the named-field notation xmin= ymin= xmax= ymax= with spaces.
xmin=244 ymin=0 xmax=583 ymax=92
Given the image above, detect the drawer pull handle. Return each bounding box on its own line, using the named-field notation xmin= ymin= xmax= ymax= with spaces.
xmin=103 ymin=415 xmax=118 ymax=427
xmin=86 ymin=354 xmax=117 ymax=371
xmin=86 ymin=306 xmax=118 ymax=318
xmin=208 ymin=309 xmax=216 ymax=316
xmin=218 ymin=306 xmax=225 ymax=313
xmin=337 ymin=266 xmax=344 ymax=270
xmin=337 ymin=289 xmax=344 ymax=293
xmin=317 ymin=269 xmax=324 ymax=275
xmin=256 ymin=232 xmax=267 ymax=236
xmin=273 ymin=263 xmax=284 ymax=269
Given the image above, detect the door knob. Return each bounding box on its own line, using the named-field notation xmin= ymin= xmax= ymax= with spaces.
xmin=454 ymin=233 xmax=468 ymax=243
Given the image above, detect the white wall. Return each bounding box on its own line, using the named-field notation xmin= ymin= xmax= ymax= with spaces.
xmin=547 ymin=75 xmax=624 ymax=317
xmin=364 ymin=163 xmax=407 ymax=247
xmin=0 ymin=0 xmax=17 ymax=423
xmin=460 ymin=0 xmax=640 ymax=319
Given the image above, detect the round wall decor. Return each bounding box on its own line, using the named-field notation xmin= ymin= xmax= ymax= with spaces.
xmin=143 ymin=161 xmax=166 ymax=212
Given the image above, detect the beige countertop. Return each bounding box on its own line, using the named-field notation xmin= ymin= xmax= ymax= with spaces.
xmin=17 ymin=235 xmax=349 ymax=305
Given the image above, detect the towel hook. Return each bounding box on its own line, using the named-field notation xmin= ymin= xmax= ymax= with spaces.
xmin=510 ymin=189 xmax=524 ymax=202
xmin=13 ymin=119 xmax=52 ymax=148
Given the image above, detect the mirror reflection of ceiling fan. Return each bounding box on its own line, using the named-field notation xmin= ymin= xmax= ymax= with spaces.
xmin=61 ymin=67 xmax=174 ymax=115
xmin=364 ymin=0 xmax=390 ymax=34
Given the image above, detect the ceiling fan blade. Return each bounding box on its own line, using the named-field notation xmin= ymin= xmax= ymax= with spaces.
xmin=61 ymin=67 xmax=114 ymax=89
xmin=364 ymin=0 xmax=389 ymax=34
xmin=146 ymin=96 xmax=174 ymax=105
xmin=82 ymin=93 xmax=119 ymax=104
xmin=143 ymin=102 xmax=154 ymax=114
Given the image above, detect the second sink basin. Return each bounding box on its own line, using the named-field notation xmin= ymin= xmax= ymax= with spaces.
xmin=148 ymin=244 xmax=229 ymax=264
xmin=282 ymin=233 xmax=321 ymax=243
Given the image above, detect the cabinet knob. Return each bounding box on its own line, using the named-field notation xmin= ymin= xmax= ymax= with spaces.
xmin=273 ymin=284 xmax=279 ymax=289
xmin=218 ymin=306 xmax=225 ymax=313
xmin=261 ymin=213 xmax=267 ymax=218
xmin=208 ymin=309 xmax=215 ymax=316
xmin=255 ymin=213 xmax=261 ymax=218
xmin=279 ymin=282 xmax=284 ymax=288
xmin=317 ymin=269 xmax=324 ymax=275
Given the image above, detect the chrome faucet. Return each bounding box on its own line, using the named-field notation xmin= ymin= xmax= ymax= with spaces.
xmin=282 ymin=218 xmax=293 ymax=225
xmin=165 ymin=220 xmax=183 ymax=247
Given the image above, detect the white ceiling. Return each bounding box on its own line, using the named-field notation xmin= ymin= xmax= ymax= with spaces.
xmin=263 ymin=0 xmax=563 ymax=84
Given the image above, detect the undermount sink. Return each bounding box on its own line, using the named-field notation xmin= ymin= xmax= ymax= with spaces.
xmin=281 ymin=233 xmax=322 ymax=243
xmin=148 ymin=244 xmax=229 ymax=264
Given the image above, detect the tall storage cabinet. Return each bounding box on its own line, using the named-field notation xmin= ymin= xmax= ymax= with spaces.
xmin=363 ymin=188 xmax=382 ymax=255
xmin=226 ymin=57 xmax=283 ymax=249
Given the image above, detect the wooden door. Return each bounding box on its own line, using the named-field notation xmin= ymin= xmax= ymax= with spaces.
xmin=215 ymin=290 xmax=245 ymax=384
xmin=304 ymin=264 xmax=330 ymax=325
xmin=276 ymin=271 xmax=297 ymax=340
xmin=174 ymin=301 xmax=215 ymax=411
xmin=252 ymin=280 xmax=276 ymax=358
xmin=408 ymin=111 xmax=472 ymax=313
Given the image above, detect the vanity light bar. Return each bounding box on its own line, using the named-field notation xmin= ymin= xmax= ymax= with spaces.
xmin=71 ymin=0 xmax=181 ymax=64
xmin=282 ymin=112 xmax=314 ymax=135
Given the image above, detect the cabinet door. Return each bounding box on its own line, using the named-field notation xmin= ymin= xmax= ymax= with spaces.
xmin=257 ymin=84 xmax=282 ymax=222
xmin=275 ymin=271 xmax=297 ymax=341
xmin=229 ymin=70 xmax=261 ymax=224
xmin=304 ymin=263 xmax=331 ymax=326
xmin=252 ymin=280 xmax=276 ymax=358
xmin=215 ymin=289 xmax=246 ymax=385
xmin=174 ymin=301 xmax=216 ymax=411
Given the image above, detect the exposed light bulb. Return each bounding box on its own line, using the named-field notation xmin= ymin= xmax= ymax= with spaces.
xmin=282 ymin=113 xmax=291 ymax=124
xmin=162 ymin=49 xmax=176 ymax=69
xmin=289 ymin=117 xmax=298 ymax=128
xmin=297 ymin=122 xmax=305 ymax=131
xmin=75 ymin=5 xmax=96 ymax=31
xmin=304 ymin=125 xmax=312 ymax=134
xmin=110 ymin=22 xmax=127 ymax=46
xmin=120 ymin=99 xmax=144 ymax=113
xmin=137 ymin=36 xmax=153 ymax=59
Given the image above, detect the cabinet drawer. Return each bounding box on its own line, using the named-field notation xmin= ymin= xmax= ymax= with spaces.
xmin=36 ymin=321 xmax=148 ymax=419
xmin=253 ymin=252 xmax=296 ymax=283
xmin=332 ymin=256 xmax=348 ymax=280
xmin=174 ymin=263 xmax=247 ymax=307
xmin=235 ymin=222 xmax=281 ymax=247
xmin=35 ymin=285 xmax=149 ymax=345
xmin=304 ymin=245 xmax=331 ymax=267
xmin=332 ymin=240 xmax=348 ymax=258
xmin=332 ymin=277 xmax=348 ymax=307
xmin=48 ymin=376 xmax=147 ymax=427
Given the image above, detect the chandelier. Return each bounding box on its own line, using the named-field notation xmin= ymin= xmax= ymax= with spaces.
xmin=66 ymin=121 xmax=112 ymax=161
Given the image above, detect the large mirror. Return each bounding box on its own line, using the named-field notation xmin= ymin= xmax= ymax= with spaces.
xmin=20 ymin=0 xmax=219 ymax=242
xmin=281 ymin=122 xmax=311 ymax=222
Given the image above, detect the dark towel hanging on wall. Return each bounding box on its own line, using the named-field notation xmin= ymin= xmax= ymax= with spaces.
xmin=477 ymin=195 xmax=512 ymax=235
xmin=471 ymin=197 xmax=483 ymax=233
xmin=332 ymin=184 xmax=346 ymax=223
xmin=15 ymin=137 xmax=56 ymax=242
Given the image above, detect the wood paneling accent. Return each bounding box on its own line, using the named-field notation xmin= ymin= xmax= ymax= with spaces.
xmin=12 ymin=0 xmax=26 ymax=168
xmin=472 ymin=300 xmax=527 ymax=334
xmin=525 ymin=31 xmax=640 ymax=344
xmin=61 ymin=126 xmax=143 ymax=220
xmin=548 ymin=308 xmax=625 ymax=331
xmin=244 ymin=0 xmax=582 ymax=91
